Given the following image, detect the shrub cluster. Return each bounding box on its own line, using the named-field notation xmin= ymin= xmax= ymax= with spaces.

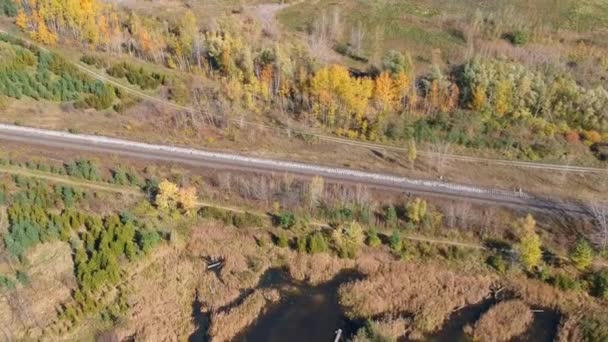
xmin=106 ymin=62 xmax=166 ymax=90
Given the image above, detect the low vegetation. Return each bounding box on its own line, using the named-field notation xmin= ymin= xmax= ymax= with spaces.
xmin=339 ymin=261 xmax=495 ymax=334
xmin=208 ymin=289 xmax=280 ymax=342
xmin=468 ymin=300 xmax=533 ymax=342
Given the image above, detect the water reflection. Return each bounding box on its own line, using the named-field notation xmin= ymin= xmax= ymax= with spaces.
xmin=235 ymin=268 xmax=362 ymax=342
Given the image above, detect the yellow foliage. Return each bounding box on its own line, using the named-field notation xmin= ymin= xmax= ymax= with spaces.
xmin=178 ymin=187 xmax=197 ymax=211
xmin=155 ymin=180 xmax=179 ymax=210
xmin=15 ymin=0 xmax=113 ymax=46
xmin=374 ymin=72 xmax=395 ymax=110
xmin=392 ymin=71 xmax=411 ymax=108
xmin=494 ymin=79 xmax=511 ymax=116
xmin=471 ymin=85 xmax=487 ymax=111
xmin=311 ymin=65 xmax=373 ymax=126
xmin=15 ymin=10 xmax=28 ymax=30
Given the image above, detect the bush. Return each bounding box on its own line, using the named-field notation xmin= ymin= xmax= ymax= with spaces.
xmin=106 ymin=62 xmax=166 ymax=90
xmin=1 ymin=0 xmax=18 ymax=16
xmin=16 ymin=270 xmax=29 ymax=285
xmin=570 ymin=239 xmax=594 ymax=270
xmin=80 ymin=55 xmax=107 ymax=68
xmin=275 ymin=232 xmax=289 ymax=248
xmin=307 ymin=231 xmax=328 ymax=254
xmin=551 ymin=273 xmax=582 ymax=291
xmin=0 ymin=274 xmax=16 ymax=291
xmin=276 ymin=212 xmax=296 ymax=229
xmin=366 ymin=228 xmax=381 ymax=247
xmin=389 ymin=230 xmax=402 ymax=253
xmin=507 ymin=30 xmax=529 ymax=45
xmin=84 ymin=84 xmax=115 ymax=110
xmin=65 ymin=159 xmax=101 ymax=181
xmin=232 ymin=212 xmax=264 ymax=228
xmin=593 ymin=269 xmax=608 ymax=299
xmin=296 ymin=236 xmax=307 ymax=253
xmin=487 ymin=254 xmax=507 ymax=273
xmin=384 ymin=205 xmax=397 ymax=228
xmin=136 ymin=230 xmax=161 ymax=254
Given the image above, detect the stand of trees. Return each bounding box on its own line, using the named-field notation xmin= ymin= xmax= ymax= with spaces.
xmin=1 ymin=174 xmax=162 ymax=327
xmin=0 ymin=33 xmax=118 ymax=109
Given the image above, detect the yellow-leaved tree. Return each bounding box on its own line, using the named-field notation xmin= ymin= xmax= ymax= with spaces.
xmin=516 ymin=214 xmax=542 ymax=270
xmin=155 ymin=180 xmax=179 ymax=210
xmin=374 ymin=71 xmax=395 ymax=111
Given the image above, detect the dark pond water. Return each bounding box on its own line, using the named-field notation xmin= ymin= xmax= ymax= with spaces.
xmin=189 ymin=289 xmax=210 ymax=342
xmin=426 ymin=298 xmax=560 ymax=342
xmin=234 ymin=268 xmax=362 ymax=342
xmin=189 ymin=268 xmax=560 ymax=342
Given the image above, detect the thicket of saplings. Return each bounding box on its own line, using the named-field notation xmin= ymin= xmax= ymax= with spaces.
xmin=0 ymin=175 xmax=163 ymax=333
xmin=0 ymin=34 xmax=124 ymax=111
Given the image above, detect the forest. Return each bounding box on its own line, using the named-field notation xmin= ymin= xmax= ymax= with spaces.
xmin=1 ymin=0 xmax=607 ymax=162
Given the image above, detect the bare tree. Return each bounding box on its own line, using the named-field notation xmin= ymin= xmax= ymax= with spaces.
xmin=307 ymin=176 xmax=325 ymax=208
xmin=349 ymin=21 xmax=365 ymax=55
xmin=589 ymin=203 xmax=608 ymax=251
xmin=430 ymin=142 xmax=452 ymax=175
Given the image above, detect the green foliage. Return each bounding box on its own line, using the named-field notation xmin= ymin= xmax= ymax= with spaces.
xmin=277 ymin=212 xmax=296 ymax=229
xmin=111 ymin=168 xmax=129 ymax=185
xmin=383 ymin=50 xmax=412 ymax=75
xmin=136 ymin=230 xmax=161 ymax=254
xmin=593 ymin=269 xmax=608 ymax=299
xmin=389 ymin=230 xmax=402 ymax=253
xmin=276 ymin=232 xmax=289 ymax=248
xmin=83 ymin=83 xmax=115 ymax=110
xmin=366 ymin=228 xmax=381 ymax=247
xmin=199 ymin=207 xmax=264 ymax=228
xmin=296 ymin=236 xmax=307 ymax=253
xmin=1 ymin=0 xmax=18 ymax=16
xmin=570 ymin=239 xmax=594 ymax=270
xmin=106 ymin=62 xmax=166 ymax=90
xmin=0 ymin=274 xmax=16 ymax=291
xmin=487 ymin=254 xmax=507 ymax=273
xmin=80 ymin=55 xmax=107 ymax=69
xmin=384 ymin=205 xmax=397 ymax=228
xmin=16 ymin=270 xmax=29 ymax=285
xmin=507 ymin=30 xmax=529 ymax=45
xmin=307 ymin=231 xmax=329 ymax=254
xmin=232 ymin=212 xmax=264 ymax=229
xmin=551 ymin=272 xmax=583 ymax=291
xmin=65 ymin=159 xmax=101 ymax=181
xmin=462 ymin=58 xmax=608 ymax=133
xmin=76 ymin=214 xmax=139 ymax=291
xmin=332 ymin=221 xmax=365 ymax=259
xmin=406 ymin=198 xmax=427 ymax=224
xmin=3 ymin=220 xmax=42 ymax=257
xmin=0 ymin=38 xmax=120 ymax=109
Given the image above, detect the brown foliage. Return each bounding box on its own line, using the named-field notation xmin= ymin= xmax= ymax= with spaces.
xmin=470 ymin=300 xmax=533 ymax=342
xmin=208 ymin=289 xmax=280 ymax=342
xmin=339 ymin=261 xmax=495 ymax=333
xmin=287 ymin=252 xmax=355 ymax=285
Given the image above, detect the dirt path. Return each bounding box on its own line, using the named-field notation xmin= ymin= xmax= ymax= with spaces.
xmin=0 ymin=164 xmax=487 ymax=250
xmin=246 ymin=3 xmax=293 ymax=36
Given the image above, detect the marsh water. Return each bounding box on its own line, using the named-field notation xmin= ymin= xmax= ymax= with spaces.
xmin=234 ymin=268 xmax=362 ymax=342
xmin=190 ymin=268 xmax=560 ymax=342
xmin=427 ymin=297 xmax=560 ymax=342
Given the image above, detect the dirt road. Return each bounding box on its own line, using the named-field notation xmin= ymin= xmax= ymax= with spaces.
xmin=0 ymin=123 xmax=591 ymax=215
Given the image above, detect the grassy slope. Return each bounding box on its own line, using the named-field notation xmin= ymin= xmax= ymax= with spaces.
xmin=277 ymin=0 xmax=608 ymax=65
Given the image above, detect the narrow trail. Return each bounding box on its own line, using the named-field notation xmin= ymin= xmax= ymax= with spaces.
xmin=0 ymin=164 xmax=485 ymax=250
